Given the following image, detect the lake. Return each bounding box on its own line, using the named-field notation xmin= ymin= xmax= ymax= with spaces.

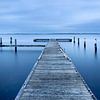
xmin=0 ymin=34 xmax=100 ymax=99
xmin=0 ymin=50 xmax=41 ymax=100
xmin=60 ymin=35 xmax=100 ymax=99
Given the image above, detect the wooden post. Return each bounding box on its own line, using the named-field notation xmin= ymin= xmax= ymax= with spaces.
xmin=73 ymin=36 xmax=75 ymax=43
xmin=78 ymin=38 xmax=80 ymax=46
xmin=84 ymin=38 xmax=86 ymax=49
xmin=94 ymin=38 xmax=97 ymax=54
xmin=10 ymin=37 xmax=12 ymax=44
xmin=15 ymin=39 xmax=17 ymax=52
xmin=0 ymin=38 xmax=2 ymax=46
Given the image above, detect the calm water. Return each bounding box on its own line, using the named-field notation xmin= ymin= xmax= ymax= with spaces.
xmin=0 ymin=50 xmax=41 ymax=100
xmin=60 ymin=35 xmax=100 ymax=99
xmin=0 ymin=34 xmax=100 ymax=99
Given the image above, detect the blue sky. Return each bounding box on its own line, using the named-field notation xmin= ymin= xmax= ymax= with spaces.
xmin=0 ymin=0 xmax=100 ymax=33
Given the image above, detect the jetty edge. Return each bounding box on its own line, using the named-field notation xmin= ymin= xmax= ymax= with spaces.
xmin=15 ymin=39 xmax=97 ymax=100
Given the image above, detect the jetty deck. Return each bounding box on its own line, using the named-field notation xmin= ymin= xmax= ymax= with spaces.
xmin=0 ymin=44 xmax=45 ymax=47
xmin=15 ymin=39 xmax=96 ymax=100
xmin=34 ymin=39 xmax=72 ymax=42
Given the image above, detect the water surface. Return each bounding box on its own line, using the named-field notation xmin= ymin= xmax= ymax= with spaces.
xmin=0 ymin=50 xmax=41 ymax=100
xmin=0 ymin=34 xmax=100 ymax=99
xmin=60 ymin=35 xmax=100 ymax=99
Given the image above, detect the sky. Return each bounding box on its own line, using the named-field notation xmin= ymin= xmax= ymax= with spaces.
xmin=0 ymin=0 xmax=100 ymax=34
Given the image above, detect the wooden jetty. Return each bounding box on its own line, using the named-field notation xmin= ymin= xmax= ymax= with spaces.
xmin=0 ymin=44 xmax=45 ymax=47
xmin=34 ymin=39 xmax=72 ymax=42
xmin=15 ymin=39 xmax=96 ymax=100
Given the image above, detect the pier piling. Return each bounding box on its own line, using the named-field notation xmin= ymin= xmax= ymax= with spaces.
xmin=78 ymin=38 xmax=80 ymax=46
xmin=94 ymin=39 xmax=97 ymax=54
xmin=73 ymin=36 xmax=75 ymax=43
xmin=10 ymin=37 xmax=12 ymax=44
xmin=15 ymin=39 xmax=17 ymax=52
xmin=84 ymin=38 xmax=86 ymax=49
xmin=0 ymin=38 xmax=2 ymax=46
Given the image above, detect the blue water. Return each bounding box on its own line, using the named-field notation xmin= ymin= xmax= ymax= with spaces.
xmin=60 ymin=35 xmax=100 ymax=99
xmin=0 ymin=34 xmax=100 ymax=99
xmin=0 ymin=50 xmax=41 ymax=100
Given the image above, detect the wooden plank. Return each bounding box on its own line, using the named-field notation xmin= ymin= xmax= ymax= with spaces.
xmin=0 ymin=45 xmax=45 ymax=47
xmin=15 ymin=39 xmax=96 ymax=100
xmin=34 ymin=39 xmax=72 ymax=42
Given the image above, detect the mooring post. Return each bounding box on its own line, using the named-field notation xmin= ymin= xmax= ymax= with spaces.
xmin=84 ymin=38 xmax=86 ymax=49
xmin=73 ymin=36 xmax=75 ymax=43
xmin=0 ymin=37 xmax=2 ymax=47
xmin=94 ymin=38 xmax=97 ymax=54
xmin=78 ymin=38 xmax=80 ymax=46
xmin=15 ymin=39 xmax=17 ymax=52
xmin=10 ymin=37 xmax=12 ymax=44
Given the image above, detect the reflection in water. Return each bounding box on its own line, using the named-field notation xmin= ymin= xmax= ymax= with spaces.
xmin=0 ymin=34 xmax=100 ymax=99
xmin=94 ymin=50 xmax=97 ymax=59
xmin=60 ymin=35 xmax=100 ymax=99
xmin=0 ymin=50 xmax=41 ymax=100
xmin=0 ymin=47 xmax=2 ymax=51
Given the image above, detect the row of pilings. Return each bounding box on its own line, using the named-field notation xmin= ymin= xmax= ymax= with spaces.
xmin=0 ymin=37 xmax=14 ymax=45
xmin=0 ymin=36 xmax=98 ymax=54
xmin=73 ymin=36 xmax=97 ymax=54
xmin=0 ymin=37 xmax=17 ymax=52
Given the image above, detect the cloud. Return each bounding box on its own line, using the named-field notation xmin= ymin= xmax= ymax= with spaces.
xmin=0 ymin=0 xmax=100 ymax=33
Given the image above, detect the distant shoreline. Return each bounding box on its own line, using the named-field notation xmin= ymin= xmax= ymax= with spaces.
xmin=0 ymin=33 xmax=100 ymax=35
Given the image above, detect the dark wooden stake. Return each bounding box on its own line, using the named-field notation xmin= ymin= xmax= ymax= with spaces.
xmin=10 ymin=37 xmax=12 ymax=44
xmin=84 ymin=38 xmax=86 ymax=49
xmin=73 ymin=36 xmax=75 ymax=43
xmin=78 ymin=38 xmax=80 ymax=46
xmin=94 ymin=38 xmax=97 ymax=54
xmin=0 ymin=38 xmax=2 ymax=46
xmin=15 ymin=39 xmax=17 ymax=52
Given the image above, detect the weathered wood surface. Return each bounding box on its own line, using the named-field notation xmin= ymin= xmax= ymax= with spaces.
xmin=0 ymin=44 xmax=45 ymax=47
xmin=34 ymin=39 xmax=72 ymax=42
xmin=15 ymin=39 xmax=96 ymax=100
